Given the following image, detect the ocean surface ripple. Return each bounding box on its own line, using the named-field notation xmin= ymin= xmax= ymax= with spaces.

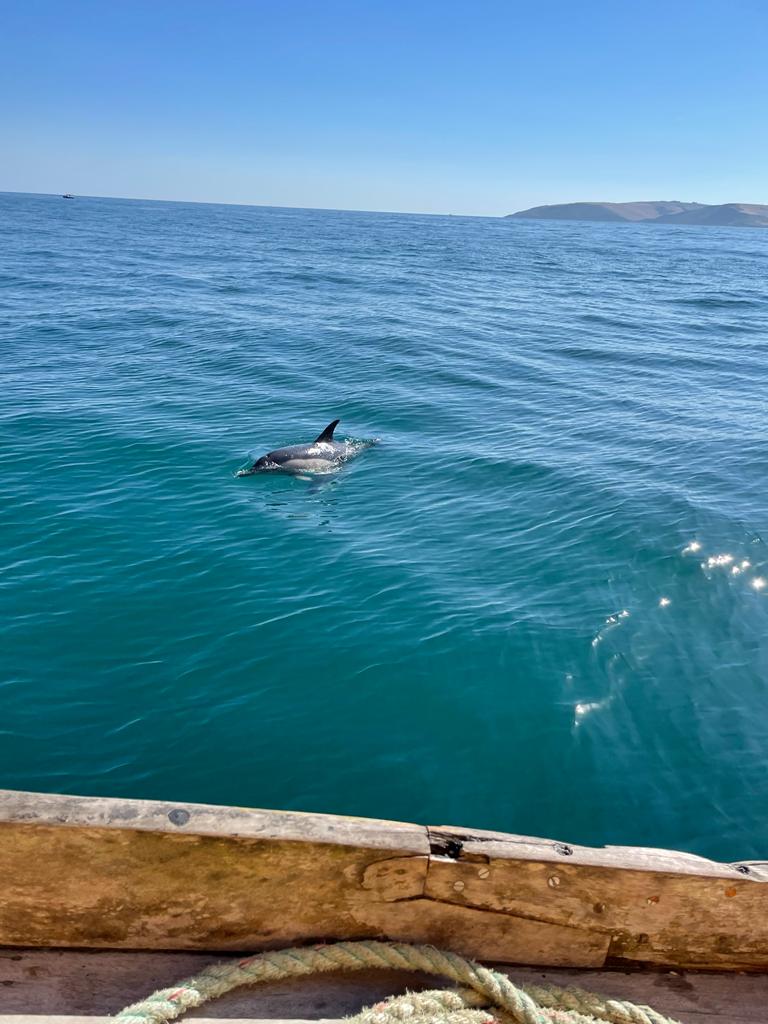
xmin=2 ymin=192 xmax=767 ymax=859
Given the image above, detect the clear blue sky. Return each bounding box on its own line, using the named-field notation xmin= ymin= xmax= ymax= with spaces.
xmin=2 ymin=0 xmax=766 ymax=215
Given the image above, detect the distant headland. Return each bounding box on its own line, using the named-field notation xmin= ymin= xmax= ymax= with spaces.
xmin=506 ymin=201 xmax=768 ymax=228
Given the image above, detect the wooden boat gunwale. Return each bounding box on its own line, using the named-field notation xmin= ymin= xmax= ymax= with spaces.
xmin=0 ymin=788 xmax=766 ymax=974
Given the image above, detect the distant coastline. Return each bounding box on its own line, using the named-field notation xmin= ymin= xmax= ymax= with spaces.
xmin=507 ymin=200 xmax=768 ymax=228
xmin=4 ymin=190 xmax=768 ymax=224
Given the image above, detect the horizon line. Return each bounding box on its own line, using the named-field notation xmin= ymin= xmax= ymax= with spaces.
xmin=4 ymin=190 xmax=764 ymax=220
xmin=0 ymin=189 xmax=502 ymax=220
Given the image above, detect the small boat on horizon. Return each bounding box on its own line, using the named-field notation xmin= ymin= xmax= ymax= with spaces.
xmin=62 ymin=193 xmax=75 ymax=199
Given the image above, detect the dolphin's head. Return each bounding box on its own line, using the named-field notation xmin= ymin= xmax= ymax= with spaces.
xmin=235 ymin=455 xmax=274 ymax=477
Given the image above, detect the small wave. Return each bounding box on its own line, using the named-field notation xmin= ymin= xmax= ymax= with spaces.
xmin=669 ymin=295 xmax=762 ymax=310
xmin=4 ymin=191 xmax=768 ymax=857
xmin=578 ymin=312 xmax=645 ymax=329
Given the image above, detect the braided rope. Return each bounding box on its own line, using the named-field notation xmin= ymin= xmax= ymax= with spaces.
xmin=114 ymin=940 xmax=680 ymax=1024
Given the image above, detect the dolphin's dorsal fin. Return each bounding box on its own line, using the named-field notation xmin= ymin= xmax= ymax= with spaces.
xmin=314 ymin=419 xmax=340 ymax=443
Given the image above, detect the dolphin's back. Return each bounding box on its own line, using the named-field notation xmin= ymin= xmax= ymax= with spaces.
xmin=267 ymin=439 xmax=345 ymax=469
xmin=268 ymin=443 xmax=312 ymax=463
xmin=236 ymin=419 xmax=349 ymax=476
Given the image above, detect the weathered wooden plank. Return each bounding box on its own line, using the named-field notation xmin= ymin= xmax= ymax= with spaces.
xmin=426 ymin=827 xmax=768 ymax=971
xmin=428 ymin=826 xmax=768 ymax=878
xmin=1 ymin=791 xmax=767 ymax=971
xmin=0 ymin=791 xmax=423 ymax=850
xmin=0 ymin=947 xmax=440 ymax=1017
xmin=2 ymin=948 xmax=768 ymax=1023
xmin=0 ymin=792 xmax=602 ymax=966
xmin=358 ymin=899 xmax=608 ymax=967
xmin=0 ymin=791 xmax=426 ymax=952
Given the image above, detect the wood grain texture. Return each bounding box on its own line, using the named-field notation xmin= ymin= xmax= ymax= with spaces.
xmin=0 ymin=791 xmax=424 ymax=850
xmin=0 ymin=792 xmax=431 ymax=949
xmin=0 ymin=791 xmax=602 ymax=965
xmin=428 ymin=826 xmax=768 ymax=878
xmin=426 ymin=828 xmax=768 ymax=970
xmin=1 ymin=948 xmax=767 ymax=1023
xmin=1 ymin=790 xmax=767 ymax=970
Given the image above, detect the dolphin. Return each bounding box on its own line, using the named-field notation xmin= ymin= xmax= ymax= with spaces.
xmin=236 ymin=420 xmax=350 ymax=477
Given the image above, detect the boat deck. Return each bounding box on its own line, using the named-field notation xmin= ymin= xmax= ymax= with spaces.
xmin=1 ymin=948 xmax=765 ymax=1024
xmin=2 ymin=791 xmax=766 ymax=1024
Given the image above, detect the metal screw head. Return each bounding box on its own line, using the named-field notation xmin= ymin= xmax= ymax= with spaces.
xmin=548 ymin=875 xmax=561 ymax=888
xmin=478 ymin=867 xmax=490 ymax=879
xmin=453 ymin=880 xmax=465 ymax=892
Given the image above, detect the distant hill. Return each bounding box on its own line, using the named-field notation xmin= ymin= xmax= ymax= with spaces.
xmin=654 ymin=203 xmax=768 ymax=227
xmin=506 ymin=201 xmax=704 ymax=222
xmin=507 ymin=201 xmax=768 ymax=227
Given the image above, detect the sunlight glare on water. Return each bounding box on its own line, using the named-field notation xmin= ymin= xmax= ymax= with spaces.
xmin=1 ymin=192 xmax=767 ymax=859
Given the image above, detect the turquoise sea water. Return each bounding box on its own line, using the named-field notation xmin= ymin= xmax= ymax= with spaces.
xmin=2 ymin=192 xmax=767 ymax=860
